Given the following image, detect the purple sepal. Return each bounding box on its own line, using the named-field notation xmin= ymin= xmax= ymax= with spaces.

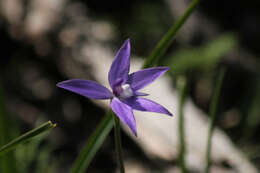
xmin=127 ymin=67 xmax=169 ymax=91
xmin=110 ymin=97 xmax=137 ymax=136
xmin=108 ymin=39 xmax=130 ymax=87
xmin=124 ymin=97 xmax=172 ymax=116
xmin=57 ymin=79 xmax=113 ymax=99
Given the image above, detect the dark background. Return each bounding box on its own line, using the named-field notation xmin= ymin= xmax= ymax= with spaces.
xmin=0 ymin=0 xmax=260 ymax=172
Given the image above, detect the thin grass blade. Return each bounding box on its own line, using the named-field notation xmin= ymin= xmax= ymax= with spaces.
xmin=0 ymin=121 xmax=56 ymax=156
xmin=204 ymin=68 xmax=226 ymax=173
xmin=177 ymin=77 xmax=188 ymax=173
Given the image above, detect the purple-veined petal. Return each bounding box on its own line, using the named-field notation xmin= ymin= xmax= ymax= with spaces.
xmin=57 ymin=79 xmax=113 ymax=99
xmin=108 ymin=39 xmax=131 ymax=87
xmin=124 ymin=97 xmax=172 ymax=116
xmin=110 ymin=97 xmax=137 ymax=136
xmin=127 ymin=67 xmax=169 ymax=91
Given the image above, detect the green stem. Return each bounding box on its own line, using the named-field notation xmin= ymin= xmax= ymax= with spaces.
xmin=204 ymin=68 xmax=226 ymax=173
xmin=113 ymin=113 xmax=125 ymax=173
xmin=143 ymin=0 xmax=201 ymax=68
xmin=177 ymin=77 xmax=188 ymax=173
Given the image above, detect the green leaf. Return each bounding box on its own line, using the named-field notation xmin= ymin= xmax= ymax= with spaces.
xmin=166 ymin=34 xmax=236 ymax=76
xmin=70 ymin=111 xmax=113 ymax=173
xmin=0 ymin=121 xmax=56 ymax=156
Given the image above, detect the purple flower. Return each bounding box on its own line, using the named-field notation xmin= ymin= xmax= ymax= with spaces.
xmin=57 ymin=39 xmax=172 ymax=136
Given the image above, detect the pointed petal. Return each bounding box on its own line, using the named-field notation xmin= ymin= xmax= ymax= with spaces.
xmin=127 ymin=67 xmax=169 ymax=90
xmin=57 ymin=79 xmax=113 ymax=99
xmin=110 ymin=97 xmax=137 ymax=136
xmin=109 ymin=39 xmax=131 ymax=87
xmin=124 ymin=97 xmax=172 ymax=116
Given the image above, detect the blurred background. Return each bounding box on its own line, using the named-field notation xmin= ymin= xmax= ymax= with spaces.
xmin=0 ymin=0 xmax=260 ymax=172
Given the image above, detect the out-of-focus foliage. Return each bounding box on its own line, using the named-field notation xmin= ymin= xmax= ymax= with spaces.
xmin=166 ymin=34 xmax=237 ymax=77
xmin=15 ymin=134 xmax=56 ymax=173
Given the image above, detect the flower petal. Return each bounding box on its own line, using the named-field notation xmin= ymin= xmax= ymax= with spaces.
xmin=134 ymin=91 xmax=149 ymax=96
xmin=124 ymin=97 xmax=172 ymax=116
xmin=110 ymin=97 xmax=137 ymax=136
xmin=127 ymin=67 xmax=169 ymax=91
xmin=108 ymin=39 xmax=131 ymax=87
xmin=57 ymin=79 xmax=113 ymax=99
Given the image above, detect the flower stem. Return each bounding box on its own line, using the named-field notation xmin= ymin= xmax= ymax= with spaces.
xmin=177 ymin=77 xmax=188 ymax=173
xmin=113 ymin=113 xmax=125 ymax=173
xmin=204 ymin=68 xmax=226 ymax=173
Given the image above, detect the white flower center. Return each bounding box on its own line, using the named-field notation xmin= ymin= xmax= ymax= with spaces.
xmin=120 ymin=84 xmax=133 ymax=98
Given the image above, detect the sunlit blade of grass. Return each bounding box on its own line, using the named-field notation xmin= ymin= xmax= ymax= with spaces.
xmin=0 ymin=121 xmax=56 ymax=156
xmin=0 ymin=81 xmax=17 ymax=173
xmin=143 ymin=0 xmax=201 ymax=68
xmin=204 ymin=68 xmax=226 ymax=173
xmin=70 ymin=110 xmax=114 ymax=173
xmin=177 ymin=77 xmax=188 ymax=173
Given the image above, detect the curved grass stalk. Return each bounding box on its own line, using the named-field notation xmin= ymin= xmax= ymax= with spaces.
xmin=204 ymin=68 xmax=226 ymax=173
xmin=0 ymin=121 xmax=56 ymax=156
